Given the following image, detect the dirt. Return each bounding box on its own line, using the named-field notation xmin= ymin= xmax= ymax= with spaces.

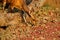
xmin=0 ymin=0 xmax=60 ymax=40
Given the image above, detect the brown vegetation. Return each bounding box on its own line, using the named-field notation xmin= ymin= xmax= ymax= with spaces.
xmin=43 ymin=0 xmax=60 ymax=8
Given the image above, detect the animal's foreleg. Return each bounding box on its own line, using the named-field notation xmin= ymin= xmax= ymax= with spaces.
xmin=3 ymin=0 xmax=6 ymax=11
xmin=7 ymin=5 xmax=14 ymax=13
xmin=23 ymin=4 xmax=35 ymax=20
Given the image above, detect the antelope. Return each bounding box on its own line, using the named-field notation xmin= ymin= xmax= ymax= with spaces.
xmin=2 ymin=0 xmax=35 ymax=26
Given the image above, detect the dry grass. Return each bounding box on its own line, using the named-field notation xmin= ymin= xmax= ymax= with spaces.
xmin=0 ymin=0 xmax=60 ymax=40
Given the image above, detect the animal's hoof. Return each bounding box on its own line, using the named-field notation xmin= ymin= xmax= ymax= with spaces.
xmin=7 ymin=10 xmax=14 ymax=13
xmin=26 ymin=22 xmax=34 ymax=26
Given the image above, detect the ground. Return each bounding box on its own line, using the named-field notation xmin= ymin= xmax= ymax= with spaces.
xmin=0 ymin=0 xmax=60 ymax=40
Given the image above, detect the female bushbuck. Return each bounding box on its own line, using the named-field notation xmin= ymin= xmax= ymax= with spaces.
xmin=3 ymin=0 xmax=34 ymax=25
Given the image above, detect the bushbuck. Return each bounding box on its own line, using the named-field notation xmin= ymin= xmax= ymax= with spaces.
xmin=2 ymin=0 xmax=35 ymax=26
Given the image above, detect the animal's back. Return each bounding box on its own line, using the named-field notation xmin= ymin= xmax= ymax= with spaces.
xmin=9 ymin=0 xmax=30 ymax=13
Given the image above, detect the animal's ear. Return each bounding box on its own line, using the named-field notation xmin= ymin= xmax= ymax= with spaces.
xmin=26 ymin=0 xmax=32 ymax=5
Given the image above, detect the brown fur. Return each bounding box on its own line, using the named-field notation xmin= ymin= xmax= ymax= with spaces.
xmin=3 ymin=0 xmax=31 ymax=13
xmin=3 ymin=0 xmax=35 ymax=25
